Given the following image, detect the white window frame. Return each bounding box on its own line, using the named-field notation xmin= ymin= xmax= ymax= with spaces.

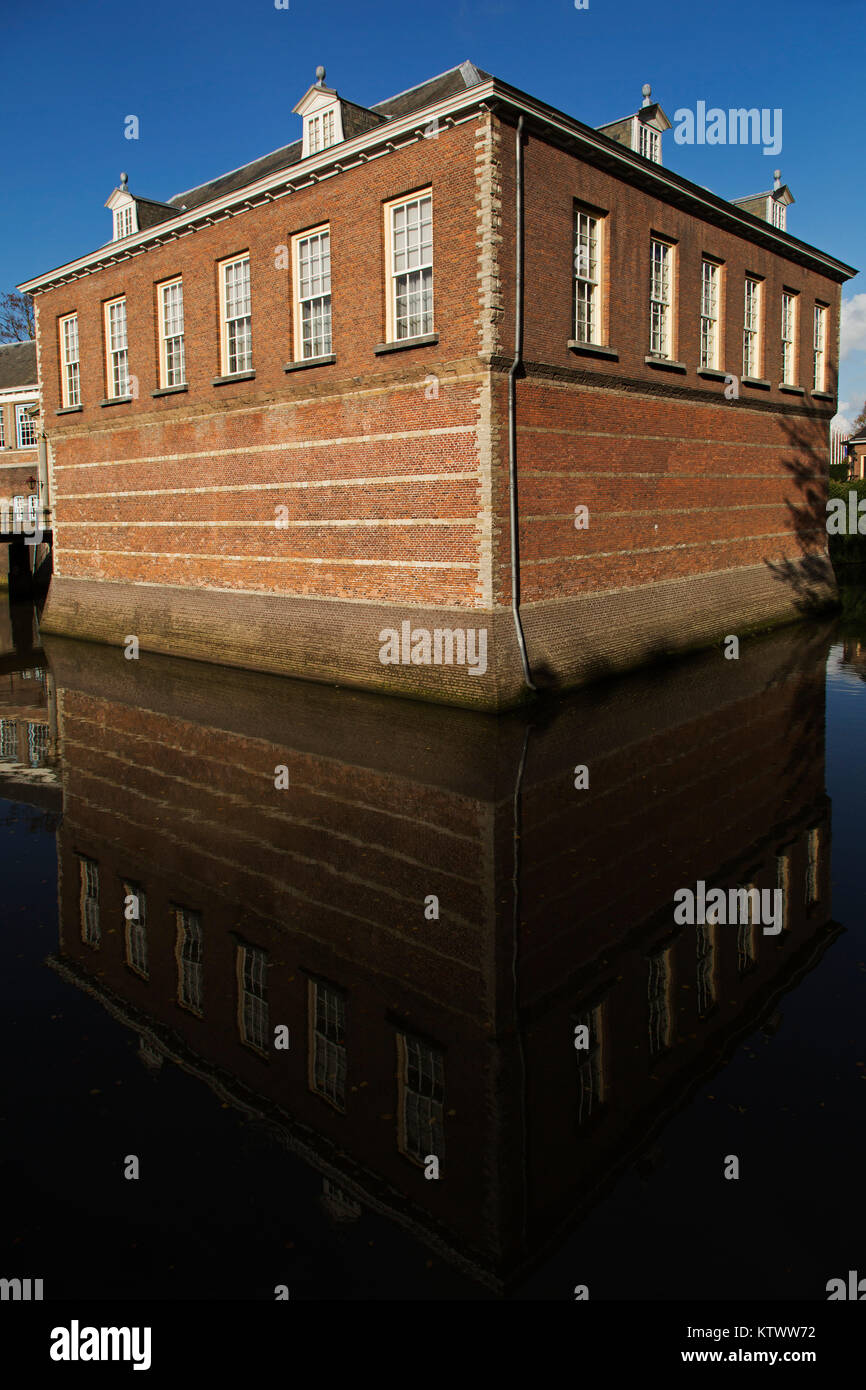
xmin=79 ymin=856 xmax=100 ymax=947
xmin=59 ymin=313 xmax=80 ymax=407
xmin=649 ymin=238 xmax=673 ymax=358
xmin=308 ymin=979 xmax=347 ymax=1110
xmin=175 ymin=907 xmax=203 ymax=1014
xmin=771 ymin=198 xmax=786 ymax=231
xmin=639 ymin=122 xmax=661 ymax=163
xmin=104 ymin=297 xmax=129 ymax=399
xmin=237 ymin=943 xmax=268 ymax=1052
xmin=813 ymin=305 xmax=827 ymax=391
xmin=743 ymin=276 xmax=762 ymax=378
xmin=647 ymin=949 xmax=673 ymax=1055
xmin=292 ymin=226 xmax=332 ymax=360
xmin=0 ymin=408 xmax=5 ymax=448
xmin=396 ymin=1032 xmax=445 ymax=1165
xmin=15 ymin=403 xmax=37 ymax=449
xmin=574 ymin=1003 xmax=605 ymax=1124
xmin=123 ymin=881 xmax=149 ymax=978
xmin=218 ymin=255 xmax=252 ymax=376
xmin=114 ymin=204 xmax=136 ymax=240
xmin=781 ymin=291 xmax=797 ymax=385
xmin=384 ymin=191 xmax=433 ymax=343
xmin=699 ymin=259 xmax=720 ymax=369
xmin=574 ymin=209 xmax=603 ymax=345
xmin=157 ymin=278 xmax=186 ymax=388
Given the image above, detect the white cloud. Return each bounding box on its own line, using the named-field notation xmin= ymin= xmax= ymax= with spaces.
xmin=841 ymin=294 xmax=866 ymax=359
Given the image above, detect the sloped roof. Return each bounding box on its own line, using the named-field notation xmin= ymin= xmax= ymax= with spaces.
xmin=167 ymin=60 xmax=490 ymax=214
xmin=0 ymin=340 xmax=37 ymax=391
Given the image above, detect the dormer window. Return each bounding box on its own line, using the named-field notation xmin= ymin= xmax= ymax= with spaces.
xmin=294 ymin=66 xmax=346 ymax=160
xmin=639 ymin=123 xmax=661 ymax=164
xmin=308 ymin=109 xmax=336 ymax=154
xmin=114 ymin=204 xmax=136 ymax=239
xmin=596 ymin=86 xmax=671 ymax=167
xmin=105 ymin=176 xmax=140 ymax=242
xmin=771 ymin=198 xmax=786 ymax=231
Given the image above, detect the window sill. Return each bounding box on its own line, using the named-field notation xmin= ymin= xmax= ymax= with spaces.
xmin=100 ymin=396 xmax=132 ymax=407
xmin=779 ymin=383 xmax=805 ymax=395
xmin=284 ymin=354 xmax=336 ymax=373
xmin=644 ymin=355 xmax=687 ymax=373
xmin=811 ymin=390 xmax=835 ymax=401
xmin=696 ymin=367 xmax=728 ymax=381
xmin=374 ymin=333 xmax=438 ymax=355
xmin=742 ymin=377 xmax=771 ymax=390
xmin=152 ymin=383 xmax=189 ymax=397
xmin=56 ymin=405 xmax=83 ymax=415
xmin=567 ymin=341 xmax=619 ymax=361
xmin=212 ymin=371 xmax=256 ymax=386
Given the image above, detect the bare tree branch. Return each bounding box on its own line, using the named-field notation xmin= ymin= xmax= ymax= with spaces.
xmin=0 ymin=290 xmax=35 ymax=342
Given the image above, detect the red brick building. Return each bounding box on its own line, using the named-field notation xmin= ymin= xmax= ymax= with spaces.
xmin=20 ymin=63 xmax=855 ymax=708
xmin=45 ymin=623 xmax=835 ymax=1290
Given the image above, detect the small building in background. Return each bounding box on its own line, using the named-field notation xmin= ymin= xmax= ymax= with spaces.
xmin=0 ymin=340 xmax=40 ymax=533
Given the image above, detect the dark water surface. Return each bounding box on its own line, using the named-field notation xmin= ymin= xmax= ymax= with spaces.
xmin=1 ymin=598 xmax=864 ymax=1302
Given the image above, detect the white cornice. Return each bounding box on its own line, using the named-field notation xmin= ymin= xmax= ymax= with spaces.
xmin=18 ymin=77 xmax=856 ymax=294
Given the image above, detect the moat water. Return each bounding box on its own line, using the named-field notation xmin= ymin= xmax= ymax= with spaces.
xmin=1 ymin=594 xmax=864 ymax=1301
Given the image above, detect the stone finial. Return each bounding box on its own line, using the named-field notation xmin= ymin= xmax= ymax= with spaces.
xmin=641 ymin=83 xmax=652 ymax=107
xmin=315 ymin=65 xmax=326 ymax=85
xmin=773 ymin=169 xmax=781 ymax=189
xmin=120 ymin=172 xmax=129 ymax=190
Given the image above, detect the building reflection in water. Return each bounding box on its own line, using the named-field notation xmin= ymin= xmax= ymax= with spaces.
xmin=42 ymin=622 xmax=837 ymax=1293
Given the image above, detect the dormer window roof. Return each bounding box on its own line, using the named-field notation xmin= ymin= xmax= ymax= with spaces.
xmin=731 ymin=172 xmax=794 ymax=230
xmin=105 ymin=177 xmax=138 ymax=240
xmin=597 ymin=84 xmax=672 ymax=166
xmin=104 ymin=174 xmax=177 ymax=244
xmin=293 ymin=66 xmax=345 ymax=159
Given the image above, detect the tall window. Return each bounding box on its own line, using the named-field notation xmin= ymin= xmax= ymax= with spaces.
xmin=397 ymin=1033 xmax=445 ymax=1164
xmin=0 ymin=718 xmax=18 ymax=759
xmin=743 ymin=277 xmax=762 ymax=378
xmin=59 ymin=314 xmax=80 ymax=407
xmin=238 ymin=943 xmax=268 ymax=1051
xmin=639 ymin=123 xmax=661 ymax=163
xmin=293 ymin=228 xmax=332 ymax=359
xmin=123 ymin=882 xmax=148 ymax=978
xmin=574 ymin=210 xmax=601 ymax=345
xmin=15 ymin=404 xmax=37 ymax=449
xmin=649 ymin=239 xmax=672 ymax=357
xmin=700 ymin=259 xmax=719 ymax=369
xmin=308 ymin=979 xmax=346 ymax=1109
xmin=176 ymin=907 xmax=203 ymax=1014
xmin=79 ymin=857 xmax=100 ymax=947
xmin=158 ymin=279 xmax=186 ymax=388
xmin=781 ymin=291 xmax=797 ymax=385
xmin=307 ymin=110 xmax=336 ymax=154
xmin=575 ymin=1004 xmax=605 ymax=1123
xmin=813 ymin=305 xmax=827 ymax=391
xmin=386 ymin=193 xmax=433 ymax=341
xmin=647 ymin=950 xmax=673 ymax=1055
xmin=695 ymin=923 xmax=716 ymax=1015
xmin=771 ymin=199 xmax=786 ymax=231
xmin=104 ymin=297 xmax=129 ymax=398
xmin=220 ymin=256 xmax=252 ymax=375
xmin=0 ymin=408 xmax=5 ymax=447
xmin=114 ymin=205 xmax=135 ymax=240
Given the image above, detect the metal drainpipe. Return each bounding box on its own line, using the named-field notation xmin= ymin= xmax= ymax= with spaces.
xmin=508 ymin=114 xmax=536 ymax=691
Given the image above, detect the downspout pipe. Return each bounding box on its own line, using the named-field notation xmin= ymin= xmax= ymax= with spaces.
xmin=508 ymin=114 xmax=536 ymax=692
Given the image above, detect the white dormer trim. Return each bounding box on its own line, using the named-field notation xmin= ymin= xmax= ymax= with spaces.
xmin=293 ymin=83 xmax=344 ymax=159
xmin=105 ymin=188 xmax=139 ymax=241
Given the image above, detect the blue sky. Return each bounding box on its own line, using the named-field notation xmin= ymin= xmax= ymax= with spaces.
xmin=3 ymin=0 xmax=864 ymax=423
